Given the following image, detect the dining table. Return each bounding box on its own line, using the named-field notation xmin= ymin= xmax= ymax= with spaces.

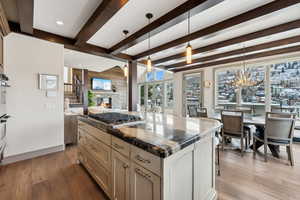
xmin=211 ymin=113 xmax=300 ymax=157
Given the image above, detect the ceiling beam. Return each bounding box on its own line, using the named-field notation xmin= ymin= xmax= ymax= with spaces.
xmin=152 ymin=19 xmax=300 ymax=65
xmin=109 ymin=0 xmax=224 ymax=55
xmin=164 ymin=35 xmax=300 ymax=69
xmin=75 ymin=0 xmax=129 ymax=46
xmin=172 ymin=45 xmax=300 ymax=72
xmin=0 ymin=1 xmax=10 ymax=36
xmin=133 ymin=0 xmax=300 ymax=60
xmin=16 ymin=0 xmax=33 ymax=34
xmin=8 ymin=21 xmax=133 ymax=62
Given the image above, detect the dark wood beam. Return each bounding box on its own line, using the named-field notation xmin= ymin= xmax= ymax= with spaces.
xmin=152 ymin=19 xmax=300 ymax=65
xmin=8 ymin=21 xmax=134 ymax=62
xmin=16 ymin=0 xmax=33 ymax=34
xmin=75 ymin=0 xmax=129 ymax=46
xmin=165 ymin=35 xmax=300 ymax=69
xmin=172 ymin=45 xmax=300 ymax=72
xmin=128 ymin=61 xmax=138 ymax=111
xmin=109 ymin=0 xmax=224 ymax=54
xmin=133 ymin=0 xmax=300 ymax=60
xmin=0 ymin=1 xmax=10 ymax=36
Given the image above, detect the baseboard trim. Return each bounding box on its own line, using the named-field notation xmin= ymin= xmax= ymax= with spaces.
xmin=0 ymin=145 xmax=65 ymax=165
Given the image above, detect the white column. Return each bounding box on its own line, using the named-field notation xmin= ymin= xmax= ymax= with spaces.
xmin=265 ymin=65 xmax=271 ymax=112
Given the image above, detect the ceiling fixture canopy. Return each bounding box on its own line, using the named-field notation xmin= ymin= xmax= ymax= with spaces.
xmin=186 ymin=10 xmax=192 ymax=64
xmin=123 ymin=30 xmax=129 ymax=77
xmin=146 ymin=13 xmax=153 ymax=72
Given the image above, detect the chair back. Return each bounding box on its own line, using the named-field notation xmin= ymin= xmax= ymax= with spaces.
xmin=221 ymin=110 xmax=244 ymax=135
xmin=199 ymin=107 xmax=208 ymax=118
xmin=265 ymin=112 xmax=296 ymax=142
xmin=187 ymin=105 xmax=198 ymax=117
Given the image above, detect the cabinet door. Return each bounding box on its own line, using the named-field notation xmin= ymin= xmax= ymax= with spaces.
xmin=130 ymin=163 xmax=160 ymax=200
xmin=112 ymin=150 xmax=130 ymax=200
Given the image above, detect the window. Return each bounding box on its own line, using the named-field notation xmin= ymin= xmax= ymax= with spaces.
xmin=165 ymin=81 xmax=174 ymax=108
xmin=147 ymin=83 xmax=164 ymax=113
xmin=271 ymin=60 xmax=300 ymax=109
xmin=146 ymin=72 xmax=154 ymax=82
xmin=216 ymin=69 xmax=238 ymax=105
xmin=241 ymin=66 xmax=265 ymax=104
xmin=146 ymin=70 xmax=165 ymax=82
xmin=155 ymin=70 xmax=165 ymax=81
xmin=183 ymin=73 xmax=202 ymax=116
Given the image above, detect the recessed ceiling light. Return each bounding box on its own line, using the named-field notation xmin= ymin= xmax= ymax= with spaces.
xmin=56 ymin=20 xmax=64 ymax=26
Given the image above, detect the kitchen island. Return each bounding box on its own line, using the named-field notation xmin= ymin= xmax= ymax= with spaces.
xmin=77 ymin=112 xmax=221 ymax=200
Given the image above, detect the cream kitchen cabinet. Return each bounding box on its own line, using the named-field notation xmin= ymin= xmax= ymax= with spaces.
xmin=111 ymin=150 xmax=130 ymax=200
xmin=130 ymin=162 xmax=161 ymax=200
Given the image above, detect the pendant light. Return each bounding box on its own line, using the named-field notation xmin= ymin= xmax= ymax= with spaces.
xmin=123 ymin=30 xmax=129 ymax=77
xmin=146 ymin=13 xmax=153 ymax=72
xmin=186 ymin=10 xmax=192 ymax=64
xmin=230 ymin=44 xmax=263 ymax=88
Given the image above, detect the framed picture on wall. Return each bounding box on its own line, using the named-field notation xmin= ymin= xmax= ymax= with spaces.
xmin=38 ymin=74 xmax=59 ymax=91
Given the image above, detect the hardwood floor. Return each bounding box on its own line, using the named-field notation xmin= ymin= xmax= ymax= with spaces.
xmin=0 ymin=144 xmax=299 ymax=200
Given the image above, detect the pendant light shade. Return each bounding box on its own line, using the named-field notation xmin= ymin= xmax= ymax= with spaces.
xmin=124 ymin=64 xmax=128 ymax=77
xmin=146 ymin=13 xmax=153 ymax=72
xmin=122 ymin=30 xmax=129 ymax=77
xmin=147 ymin=56 xmax=152 ymax=72
xmin=186 ymin=10 xmax=192 ymax=64
xmin=186 ymin=43 xmax=192 ymax=64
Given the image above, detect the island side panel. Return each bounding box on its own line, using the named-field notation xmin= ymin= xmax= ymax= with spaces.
xmin=162 ymin=144 xmax=195 ymax=200
xmin=162 ymin=132 xmax=216 ymax=200
xmin=194 ymin=133 xmax=217 ymax=200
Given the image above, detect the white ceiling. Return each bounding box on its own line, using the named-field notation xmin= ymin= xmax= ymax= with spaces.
xmin=87 ymin=0 xmax=188 ymax=48
xmin=31 ymin=0 xmax=300 ymax=71
xmin=64 ymin=49 xmax=125 ymax=72
xmin=146 ymin=3 xmax=300 ymax=62
xmin=33 ymin=0 xmax=102 ymax=38
xmin=160 ymin=28 xmax=300 ymax=66
xmin=124 ymin=0 xmax=274 ymax=56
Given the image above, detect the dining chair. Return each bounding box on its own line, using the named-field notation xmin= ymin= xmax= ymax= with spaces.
xmin=198 ymin=107 xmax=208 ymax=118
xmin=187 ymin=105 xmax=198 ymax=117
xmin=221 ymin=110 xmax=250 ymax=156
xmin=253 ymin=112 xmax=296 ymax=165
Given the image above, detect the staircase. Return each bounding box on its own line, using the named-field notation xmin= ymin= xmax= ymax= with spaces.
xmin=64 ymin=75 xmax=84 ymax=107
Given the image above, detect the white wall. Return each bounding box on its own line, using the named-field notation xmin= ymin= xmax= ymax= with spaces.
xmin=4 ymin=33 xmax=64 ymax=157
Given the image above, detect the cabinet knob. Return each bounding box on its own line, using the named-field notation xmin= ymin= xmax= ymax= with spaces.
xmin=123 ymin=164 xmax=129 ymax=169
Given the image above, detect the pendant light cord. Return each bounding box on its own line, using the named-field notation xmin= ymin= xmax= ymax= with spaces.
xmin=188 ymin=10 xmax=190 ymax=35
xmin=148 ymin=18 xmax=151 ymax=50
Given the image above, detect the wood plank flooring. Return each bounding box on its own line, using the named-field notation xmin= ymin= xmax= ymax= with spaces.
xmin=0 ymin=144 xmax=299 ymax=200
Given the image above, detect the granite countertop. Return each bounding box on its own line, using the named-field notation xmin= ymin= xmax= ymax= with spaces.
xmin=79 ymin=112 xmax=222 ymax=158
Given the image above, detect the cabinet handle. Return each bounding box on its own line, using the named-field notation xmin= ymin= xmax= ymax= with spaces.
xmin=135 ymin=168 xmax=151 ymax=179
xmin=135 ymin=155 xmax=151 ymax=164
xmin=113 ymin=143 xmax=124 ymax=150
xmin=123 ymin=164 xmax=129 ymax=169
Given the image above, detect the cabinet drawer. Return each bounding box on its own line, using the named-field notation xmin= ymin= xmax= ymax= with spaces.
xmin=79 ymin=149 xmax=112 ymax=199
xmin=84 ymin=133 xmax=112 ymax=171
xmin=112 ymin=136 xmax=130 ymax=158
xmin=78 ymin=121 xmax=111 ymax=146
xmin=131 ymin=146 xmax=161 ymax=176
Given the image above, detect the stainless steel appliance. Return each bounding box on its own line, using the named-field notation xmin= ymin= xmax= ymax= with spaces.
xmin=0 ymin=73 xmax=9 ymax=163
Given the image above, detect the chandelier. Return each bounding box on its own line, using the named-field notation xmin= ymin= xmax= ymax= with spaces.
xmin=230 ymin=45 xmax=263 ymax=88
